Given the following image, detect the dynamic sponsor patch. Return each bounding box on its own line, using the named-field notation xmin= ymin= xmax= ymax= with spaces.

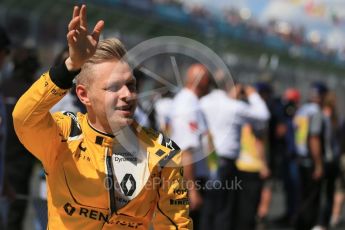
xmin=114 ymin=152 xmax=137 ymax=163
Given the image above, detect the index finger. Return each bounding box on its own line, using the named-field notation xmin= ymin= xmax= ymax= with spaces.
xmin=72 ymin=6 xmax=80 ymax=19
xmin=79 ymin=4 xmax=87 ymax=29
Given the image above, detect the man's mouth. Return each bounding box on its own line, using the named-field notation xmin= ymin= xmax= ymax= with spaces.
xmin=115 ymin=105 xmax=134 ymax=116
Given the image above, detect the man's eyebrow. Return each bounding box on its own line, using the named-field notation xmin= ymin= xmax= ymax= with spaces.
xmin=126 ymin=76 xmax=136 ymax=84
xmin=106 ymin=80 xmax=120 ymax=86
xmin=128 ymin=77 xmax=136 ymax=83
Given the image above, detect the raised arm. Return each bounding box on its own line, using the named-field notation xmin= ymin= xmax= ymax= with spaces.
xmin=236 ymin=86 xmax=270 ymax=122
xmin=12 ymin=5 xmax=104 ymax=170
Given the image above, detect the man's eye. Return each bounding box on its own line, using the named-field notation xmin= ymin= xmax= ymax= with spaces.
xmin=127 ymin=83 xmax=136 ymax=91
xmin=106 ymin=85 xmax=119 ymax=92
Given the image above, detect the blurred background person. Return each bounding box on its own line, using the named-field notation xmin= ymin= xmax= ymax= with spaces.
xmin=200 ymin=78 xmax=270 ymax=230
xmin=133 ymin=68 xmax=157 ymax=129
xmin=331 ymin=123 xmax=345 ymax=228
xmin=236 ymin=122 xmax=269 ymax=230
xmin=0 ymin=25 xmax=12 ymax=229
xmin=154 ymin=91 xmax=174 ymax=135
xmin=263 ymin=88 xmax=302 ymax=229
xmin=255 ymin=82 xmax=285 ymax=228
xmin=0 ymin=25 xmax=11 ymax=194
xmin=0 ymin=26 xmax=11 ymax=84
xmin=294 ymin=82 xmax=328 ymax=230
xmin=0 ymin=94 xmax=6 ymax=229
xmin=235 ymin=85 xmax=270 ymax=230
xmin=170 ymin=63 xmax=210 ymax=230
xmin=1 ymin=46 xmax=40 ymax=230
xmin=279 ymin=88 xmax=301 ymax=227
xmin=312 ymin=91 xmax=342 ymax=230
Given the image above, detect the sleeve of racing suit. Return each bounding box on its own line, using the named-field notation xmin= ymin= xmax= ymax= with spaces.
xmin=12 ymin=63 xmax=79 ymax=171
xmin=152 ymin=150 xmax=192 ymax=230
xmin=236 ymin=93 xmax=270 ymax=122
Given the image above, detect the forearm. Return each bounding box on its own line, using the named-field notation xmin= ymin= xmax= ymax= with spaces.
xmin=256 ymin=138 xmax=267 ymax=166
xmin=309 ymin=136 xmax=322 ymax=166
xmin=243 ymin=93 xmax=270 ymax=121
xmin=257 ymin=137 xmax=270 ymax=178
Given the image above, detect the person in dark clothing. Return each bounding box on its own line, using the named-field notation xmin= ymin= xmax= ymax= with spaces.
xmin=0 ymin=25 xmax=11 ymax=195
xmin=280 ymin=89 xmax=301 ymax=227
xmin=331 ymin=122 xmax=345 ymax=228
xmin=313 ymin=92 xmax=342 ymax=230
xmin=255 ymin=82 xmax=286 ymax=226
xmin=294 ymin=82 xmax=328 ymax=230
xmin=1 ymin=47 xmax=40 ymax=230
xmin=0 ymin=25 xmax=12 ymax=230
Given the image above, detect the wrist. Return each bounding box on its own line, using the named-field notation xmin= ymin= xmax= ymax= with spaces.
xmin=50 ymin=61 xmax=81 ymax=89
xmin=65 ymin=57 xmax=81 ymax=71
xmin=245 ymin=86 xmax=256 ymax=96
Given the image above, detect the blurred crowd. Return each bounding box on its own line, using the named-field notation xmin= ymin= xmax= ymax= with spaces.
xmin=0 ymin=17 xmax=345 ymax=230
xmin=150 ymin=63 xmax=345 ymax=230
xmin=147 ymin=0 xmax=342 ymax=63
xmin=2 ymin=0 xmax=343 ymax=71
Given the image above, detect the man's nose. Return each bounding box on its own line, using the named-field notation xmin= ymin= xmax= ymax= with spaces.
xmin=119 ymin=85 xmax=135 ymax=100
xmin=119 ymin=85 xmax=130 ymax=98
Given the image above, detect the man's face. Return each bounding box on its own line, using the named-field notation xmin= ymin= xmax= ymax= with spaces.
xmin=198 ymin=74 xmax=210 ymax=97
xmin=87 ymin=60 xmax=137 ymax=132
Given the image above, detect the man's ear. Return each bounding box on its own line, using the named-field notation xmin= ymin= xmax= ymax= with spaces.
xmin=76 ymin=84 xmax=91 ymax=106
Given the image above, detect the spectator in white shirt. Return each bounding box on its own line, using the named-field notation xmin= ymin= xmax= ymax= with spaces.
xmin=170 ymin=63 xmax=210 ymax=230
xmin=200 ymin=77 xmax=270 ymax=230
xmin=154 ymin=93 xmax=174 ymax=134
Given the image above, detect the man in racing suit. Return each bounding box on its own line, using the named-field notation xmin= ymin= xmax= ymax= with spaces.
xmin=12 ymin=5 xmax=191 ymax=230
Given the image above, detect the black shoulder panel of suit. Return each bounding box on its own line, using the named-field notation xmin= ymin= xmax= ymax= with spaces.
xmin=160 ymin=134 xmax=180 ymax=151
xmin=158 ymin=149 xmax=180 ymax=168
xmin=63 ymin=111 xmax=82 ymax=138
xmin=49 ymin=62 xmax=80 ymax=89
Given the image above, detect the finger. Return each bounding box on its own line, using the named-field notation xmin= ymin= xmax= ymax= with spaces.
xmin=75 ymin=29 xmax=81 ymax=35
xmin=91 ymin=20 xmax=105 ymax=41
xmin=68 ymin=16 xmax=80 ymax=31
xmin=72 ymin=6 xmax=80 ymax=19
xmin=79 ymin=4 xmax=87 ymax=29
xmin=67 ymin=30 xmax=77 ymax=44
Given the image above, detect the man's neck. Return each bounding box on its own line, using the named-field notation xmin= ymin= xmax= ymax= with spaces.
xmin=185 ymin=87 xmax=199 ymax=98
xmin=87 ymin=119 xmax=115 ymax=137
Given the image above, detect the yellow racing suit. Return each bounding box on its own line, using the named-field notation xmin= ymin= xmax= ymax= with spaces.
xmin=12 ymin=63 xmax=192 ymax=230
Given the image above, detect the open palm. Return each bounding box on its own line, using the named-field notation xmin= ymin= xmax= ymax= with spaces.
xmin=66 ymin=5 xmax=104 ymax=70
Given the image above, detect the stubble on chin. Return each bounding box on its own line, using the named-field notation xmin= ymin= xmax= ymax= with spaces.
xmin=108 ymin=116 xmax=134 ymax=133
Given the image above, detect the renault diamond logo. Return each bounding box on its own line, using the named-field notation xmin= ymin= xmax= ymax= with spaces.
xmin=120 ymin=174 xmax=136 ymax=196
xmin=64 ymin=203 xmax=76 ymax=216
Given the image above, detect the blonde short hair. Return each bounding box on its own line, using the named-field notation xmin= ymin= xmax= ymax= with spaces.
xmin=76 ymin=38 xmax=127 ymax=86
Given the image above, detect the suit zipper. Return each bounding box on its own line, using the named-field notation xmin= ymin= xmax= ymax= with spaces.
xmin=105 ymin=147 xmax=117 ymax=215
